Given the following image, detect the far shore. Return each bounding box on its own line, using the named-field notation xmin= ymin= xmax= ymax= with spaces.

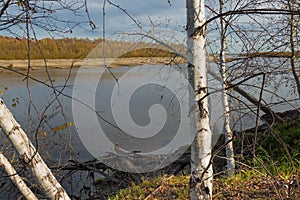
xmin=0 ymin=57 xmax=186 ymax=71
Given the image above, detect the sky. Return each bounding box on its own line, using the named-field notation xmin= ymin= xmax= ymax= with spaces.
xmin=0 ymin=0 xmax=186 ymax=39
xmin=76 ymin=0 xmax=186 ymax=38
xmin=1 ymin=0 xmax=286 ymax=54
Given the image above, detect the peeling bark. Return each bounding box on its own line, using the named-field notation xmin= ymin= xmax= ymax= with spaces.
xmin=187 ymin=0 xmax=213 ymax=199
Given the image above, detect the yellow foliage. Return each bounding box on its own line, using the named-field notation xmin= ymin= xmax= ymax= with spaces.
xmin=51 ymin=121 xmax=74 ymax=133
xmin=39 ymin=131 xmax=47 ymax=136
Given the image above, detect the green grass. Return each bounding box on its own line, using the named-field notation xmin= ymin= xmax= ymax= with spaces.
xmin=259 ymin=118 xmax=300 ymax=162
xmin=108 ymin=175 xmax=189 ymax=200
xmin=109 ymin=166 xmax=300 ymax=200
xmin=109 ymin=117 xmax=300 ymax=199
xmin=215 ymin=167 xmax=300 ymax=199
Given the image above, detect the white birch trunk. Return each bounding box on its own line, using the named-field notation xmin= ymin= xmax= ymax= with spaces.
xmin=219 ymin=0 xmax=235 ymax=177
xmin=0 ymin=152 xmax=38 ymax=200
xmin=0 ymin=99 xmax=70 ymax=200
xmin=288 ymin=0 xmax=300 ymax=97
xmin=186 ymin=0 xmax=213 ymax=199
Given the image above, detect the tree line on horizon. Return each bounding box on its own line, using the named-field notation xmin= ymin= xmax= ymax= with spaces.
xmin=1 ymin=36 xmax=298 ymax=61
xmin=0 ymin=36 xmax=176 ymax=60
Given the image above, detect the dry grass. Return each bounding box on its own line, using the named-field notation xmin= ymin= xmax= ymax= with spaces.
xmin=108 ymin=169 xmax=300 ymax=200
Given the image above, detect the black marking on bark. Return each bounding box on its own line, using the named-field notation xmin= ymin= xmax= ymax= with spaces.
xmin=197 ymin=87 xmax=208 ymax=95
xmin=191 ymin=26 xmax=206 ymax=38
xmin=199 ymin=128 xmax=208 ymax=133
xmin=204 ymin=186 xmax=210 ymax=194
xmin=197 ymin=100 xmax=209 ymax=119
xmin=9 ymin=125 xmax=20 ymax=135
xmin=188 ymin=63 xmax=195 ymax=88
xmin=55 ymin=187 xmax=64 ymax=199
xmin=12 ymin=125 xmax=19 ymax=131
xmin=0 ymin=100 xmax=3 ymax=105
xmin=21 ymin=153 xmax=30 ymax=165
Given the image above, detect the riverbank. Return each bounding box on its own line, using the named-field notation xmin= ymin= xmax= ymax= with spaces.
xmin=0 ymin=57 xmax=186 ymax=70
xmin=104 ymin=114 xmax=300 ymax=199
xmin=106 ymin=170 xmax=300 ymax=199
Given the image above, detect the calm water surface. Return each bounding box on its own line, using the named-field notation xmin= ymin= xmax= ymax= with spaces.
xmin=0 ymin=63 xmax=299 ymax=198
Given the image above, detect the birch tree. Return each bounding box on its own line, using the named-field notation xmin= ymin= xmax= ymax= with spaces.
xmin=0 ymin=1 xmax=91 ymax=197
xmin=288 ymin=0 xmax=300 ymax=97
xmin=186 ymin=0 xmax=213 ymax=199
xmin=0 ymin=99 xmax=70 ymax=200
xmin=219 ymin=0 xmax=235 ymax=177
xmin=0 ymin=152 xmax=38 ymax=200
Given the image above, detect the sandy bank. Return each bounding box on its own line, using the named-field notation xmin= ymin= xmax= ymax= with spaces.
xmin=0 ymin=57 xmax=186 ymax=70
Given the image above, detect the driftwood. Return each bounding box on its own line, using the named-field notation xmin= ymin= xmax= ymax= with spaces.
xmin=207 ymin=69 xmax=284 ymax=123
xmin=52 ymin=159 xmax=120 ymax=183
xmin=261 ymin=108 xmax=300 ymax=123
xmin=52 ymin=154 xmax=192 ymax=184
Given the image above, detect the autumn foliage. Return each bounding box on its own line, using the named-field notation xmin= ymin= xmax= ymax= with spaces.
xmin=0 ymin=36 xmax=177 ymax=60
xmin=0 ymin=36 xmax=101 ymax=59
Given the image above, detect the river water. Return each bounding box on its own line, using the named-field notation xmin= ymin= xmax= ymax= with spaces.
xmin=0 ymin=61 xmax=299 ymax=199
xmin=0 ymin=65 xmax=198 ymax=198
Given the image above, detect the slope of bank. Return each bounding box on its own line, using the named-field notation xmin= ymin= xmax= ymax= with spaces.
xmin=105 ymin=114 xmax=300 ymax=199
xmin=0 ymin=57 xmax=185 ymax=70
xmin=107 ymin=170 xmax=300 ymax=199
